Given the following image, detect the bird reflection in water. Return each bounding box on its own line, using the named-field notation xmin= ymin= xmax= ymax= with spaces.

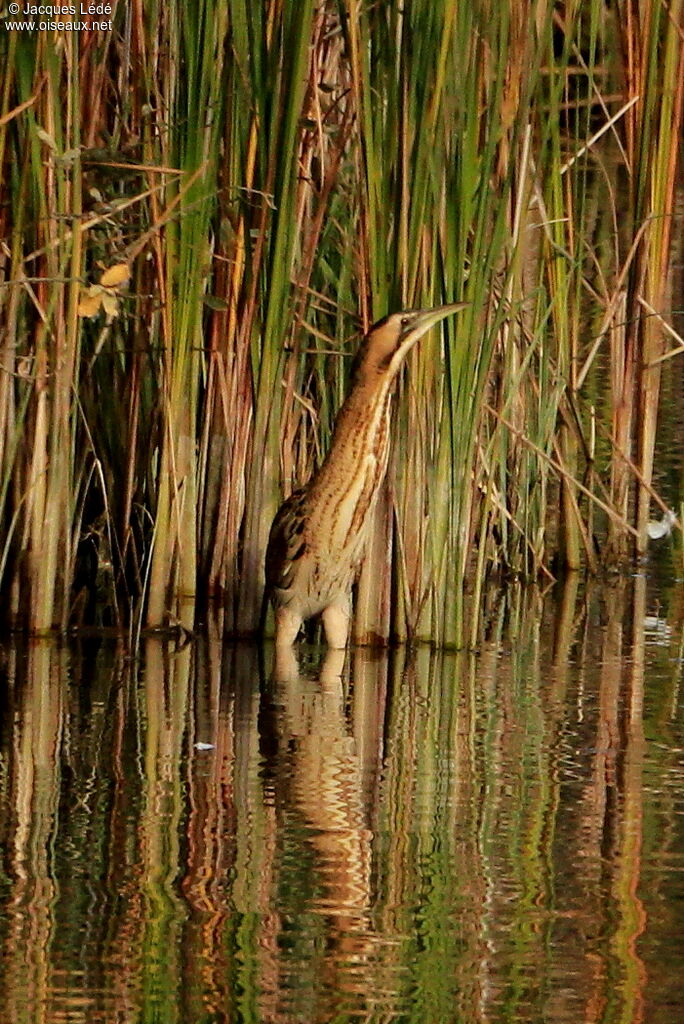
xmin=267 ymin=645 xmax=379 ymax=1011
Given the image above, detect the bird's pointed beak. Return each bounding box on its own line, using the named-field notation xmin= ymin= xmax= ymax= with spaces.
xmin=410 ymin=301 xmax=468 ymax=335
xmin=399 ymin=301 xmax=468 ymax=351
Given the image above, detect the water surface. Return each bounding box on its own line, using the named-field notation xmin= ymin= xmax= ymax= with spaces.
xmin=1 ymin=573 xmax=683 ymax=1023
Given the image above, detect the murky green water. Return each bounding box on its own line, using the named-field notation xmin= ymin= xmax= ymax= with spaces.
xmin=1 ymin=573 xmax=684 ymax=1023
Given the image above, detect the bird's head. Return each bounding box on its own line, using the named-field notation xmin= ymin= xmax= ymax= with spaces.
xmin=351 ymin=302 xmax=467 ymax=384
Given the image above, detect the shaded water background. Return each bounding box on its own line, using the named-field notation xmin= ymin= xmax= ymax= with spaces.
xmin=1 ymin=572 xmax=684 ymax=1023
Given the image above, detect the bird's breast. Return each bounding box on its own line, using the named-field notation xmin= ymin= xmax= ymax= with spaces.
xmin=327 ymin=450 xmax=380 ymax=553
xmin=310 ymin=393 xmax=392 ymax=560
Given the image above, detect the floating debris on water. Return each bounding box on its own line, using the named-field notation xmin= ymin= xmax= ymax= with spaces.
xmin=646 ymin=509 xmax=677 ymax=540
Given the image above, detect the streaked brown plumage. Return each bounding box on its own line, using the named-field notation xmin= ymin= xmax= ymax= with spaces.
xmin=264 ymin=303 xmax=467 ymax=648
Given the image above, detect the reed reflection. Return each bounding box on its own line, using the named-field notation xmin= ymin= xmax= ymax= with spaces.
xmin=0 ymin=573 xmax=681 ymax=1022
xmin=0 ymin=642 xmax=62 ymax=1024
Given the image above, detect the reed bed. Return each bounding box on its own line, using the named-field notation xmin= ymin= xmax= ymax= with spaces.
xmin=0 ymin=0 xmax=681 ymax=645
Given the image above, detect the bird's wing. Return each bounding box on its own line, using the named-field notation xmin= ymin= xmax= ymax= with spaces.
xmin=264 ymin=488 xmax=308 ymax=593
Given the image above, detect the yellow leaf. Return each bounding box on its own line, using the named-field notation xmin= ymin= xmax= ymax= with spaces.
xmin=99 ymin=263 xmax=130 ymax=288
xmin=77 ymin=285 xmax=104 ymax=318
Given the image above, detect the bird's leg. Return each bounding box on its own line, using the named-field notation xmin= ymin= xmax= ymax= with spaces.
xmin=274 ymin=605 xmax=303 ymax=647
xmin=321 ymin=602 xmax=351 ymax=649
xmin=274 ymin=643 xmax=300 ymax=682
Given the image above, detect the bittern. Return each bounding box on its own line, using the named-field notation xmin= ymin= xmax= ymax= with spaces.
xmin=264 ymin=303 xmax=467 ymax=648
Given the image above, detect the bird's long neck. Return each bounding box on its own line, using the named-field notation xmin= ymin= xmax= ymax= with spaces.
xmin=307 ymin=374 xmax=395 ymax=551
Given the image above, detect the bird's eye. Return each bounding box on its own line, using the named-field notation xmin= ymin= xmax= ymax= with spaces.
xmin=400 ymin=315 xmax=411 ymax=326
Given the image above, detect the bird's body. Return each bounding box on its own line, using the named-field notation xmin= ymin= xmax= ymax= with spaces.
xmin=264 ymin=303 xmax=466 ymax=648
